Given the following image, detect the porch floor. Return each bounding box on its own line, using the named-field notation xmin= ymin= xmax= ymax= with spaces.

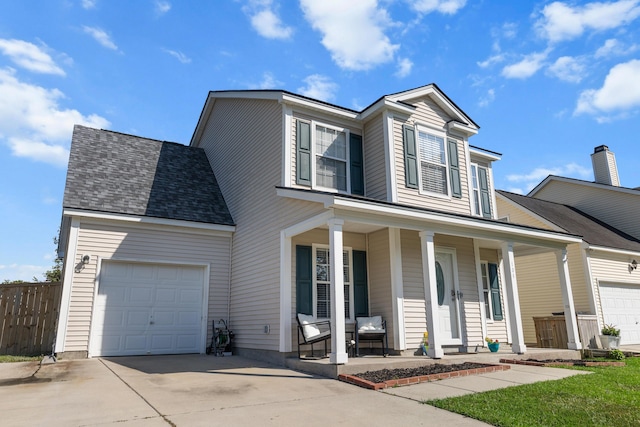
xmin=285 ymin=346 xmax=582 ymax=379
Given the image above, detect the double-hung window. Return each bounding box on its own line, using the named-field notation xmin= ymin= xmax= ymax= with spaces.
xmin=403 ymin=124 xmax=461 ymax=198
xmin=418 ymin=130 xmax=448 ymax=195
xmin=470 ymin=163 xmax=492 ymax=218
xmin=314 ymin=246 xmax=352 ymax=320
xmin=315 ymin=125 xmax=347 ymax=192
xmin=296 ymin=120 xmax=364 ymax=195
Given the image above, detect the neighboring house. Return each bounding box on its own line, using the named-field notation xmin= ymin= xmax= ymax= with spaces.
xmin=496 ymin=190 xmax=640 ymax=346
xmin=56 ymin=84 xmax=585 ymax=363
xmin=498 ymin=145 xmax=640 ymax=346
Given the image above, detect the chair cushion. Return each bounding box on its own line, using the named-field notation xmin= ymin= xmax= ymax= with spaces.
xmin=298 ymin=313 xmax=321 ymax=339
xmin=357 ymin=315 xmax=384 ymax=333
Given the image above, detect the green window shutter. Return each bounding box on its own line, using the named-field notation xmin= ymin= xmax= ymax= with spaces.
xmin=478 ymin=167 xmax=492 ymax=218
xmin=296 ymin=245 xmax=313 ymax=315
xmin=353 ymin=250 xmax=368 ymax=317
xmin=489 ymin=263 xmax=503 ymax=321
xmin=402 ymin=125 xmax=418 ymax=189
xmin=350 ymin=134 xmax=364 ymax=196
xmin=448 ymin=139 xmax=462 ymax=198
xmin=296 ymin=121 xmax=311 ymax=186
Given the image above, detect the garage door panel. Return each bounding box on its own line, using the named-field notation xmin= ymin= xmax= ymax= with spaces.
xmin=91 ymin=261 xmax=205 ymax=356
xmin=600 ymin=283 xmax=640 ymax=345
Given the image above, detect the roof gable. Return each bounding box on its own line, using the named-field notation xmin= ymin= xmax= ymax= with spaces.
xmin=64 ymin=125 xmax=234 ymax=225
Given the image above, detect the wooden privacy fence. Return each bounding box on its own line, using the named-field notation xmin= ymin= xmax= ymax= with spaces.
xmin=0 ymin=282 xmax=62 ymax=356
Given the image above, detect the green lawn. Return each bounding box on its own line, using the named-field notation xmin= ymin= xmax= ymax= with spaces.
xmin=426 ymin=357 xmax=640 ymax=426
xmin=0 ymin=355 xmax=42 ymax=363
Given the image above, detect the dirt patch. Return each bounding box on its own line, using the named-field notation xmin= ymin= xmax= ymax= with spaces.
xmin=500 ymin=358 xmax=625 ymax=367
xmin=339 ymin=362 xmax=510 ymax=390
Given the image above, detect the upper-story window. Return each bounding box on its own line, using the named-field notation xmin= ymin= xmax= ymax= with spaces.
xmin=403 ymin=124 xmax=461 ymax=198
xmin=296 ymin=119 xmax=364 ymax=195
xmin=315 ymin=125 xmax=347 ymax=191
xmin=470 ymin=163 xmax=492 ymax=218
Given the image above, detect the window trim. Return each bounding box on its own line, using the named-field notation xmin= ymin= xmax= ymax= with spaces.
xmin=310 ymin=120 xmax=351 ymax=194
xmin=311 ymin=244 xmax=354 ymax=322
xmin=480 ymin=261 xmax=494 ymax=322
xmin=415 ymin=125 xmax=452 ymax=199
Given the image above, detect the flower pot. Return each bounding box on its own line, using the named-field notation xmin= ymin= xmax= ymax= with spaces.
xmin=600 ymin=335 xmax=620 ymax=349
xmin=488 ymin=342 xmax=500 ymax=352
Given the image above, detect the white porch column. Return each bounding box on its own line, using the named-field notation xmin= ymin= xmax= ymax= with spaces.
xmin=420 ymin=231 xmax=443 ymax=358
xmin=501 ymin=242 xmax=526 ymax=354
xmin=329 ymin=218 xmax=348 ymax=364
xmin=389 ymin=228 xmax=406 ymax=350
xmin=556 ymin=248 xmax=582 ymax=350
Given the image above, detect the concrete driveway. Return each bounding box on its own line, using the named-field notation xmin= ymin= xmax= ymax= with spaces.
xmin=0 ymin=354 xmax=489 ymax=426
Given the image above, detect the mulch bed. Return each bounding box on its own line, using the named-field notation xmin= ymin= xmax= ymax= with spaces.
xmin=500 ymin=358 xmax=625 ymax=367
xmin=339 ymin=362 xmax=510 ymax=390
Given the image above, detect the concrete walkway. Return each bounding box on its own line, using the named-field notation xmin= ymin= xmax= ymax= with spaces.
xmin=0 ymin=354 xmax=589 ymax=426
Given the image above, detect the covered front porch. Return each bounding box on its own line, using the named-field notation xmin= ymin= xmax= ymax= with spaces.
xmin=277 ymin=188 xmax=585 ymax=366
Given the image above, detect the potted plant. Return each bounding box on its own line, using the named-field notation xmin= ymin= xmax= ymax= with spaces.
xmin=485 ymin=337 xmax=500 ymax=352
xmin=600 ymin=324 xmax=621 ymax=349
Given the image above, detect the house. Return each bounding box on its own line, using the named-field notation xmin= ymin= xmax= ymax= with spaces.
xmin=496 ymin=146 xmax=640 ymax=346
xmin=56 ymin=84 xmax=585 ymax=363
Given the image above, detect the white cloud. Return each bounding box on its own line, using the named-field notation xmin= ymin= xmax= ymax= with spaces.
xmin=0 ymin=39 xmax=65 ymax=76
xmin=155 ymin=1 xmax=171 ymax=15
xmin=244 ymin=1 xmax=293 ymax=40
xmin=410 ymin=0 xmax=467 ymax=15
xmin=501 ymin=50 xmax=549 ymax=79
xmin=297 ymin=74 xmax=338 ymax=102
xmin=162 ymin=48 xmax=191 ymax=63
xmin=82 ymin=26 xmax=118 ymax=51
xmin=81 ymin=0 xmax=97 ymax=9
xmin=594 ymin=38 xmax=639 ymax=58
xmin=0 ymin=67 xmax=110 ymax=166
xmin=300 ymin=0 xmax=398 ymax=70
xmin=0 ymin=263 xmax=47 ymax=282
xmin=478 ymin=88 xmax=495 ymax=107
xmin=535 ymin=0 xmax=640 ymax=43
xmin=575 ymin=59 xmax=640 ymax=117
xmin=249 ymin=71 xmax=283 ymax=89
xmin=395 ymin=57 xmax=413 ymax=78
xmin=507 ymin=163 xmax=592 ymax=192
xmin=546 ymin=56 xmax=586 ymax=83
xmin=477 ymin=53 xmax=504 ymax=68
xmin=501 ymin=22 xmax=517 ymax=39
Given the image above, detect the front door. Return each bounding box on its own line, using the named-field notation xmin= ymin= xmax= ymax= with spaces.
xmin=435 ymin=250 xmax=461 ymax=344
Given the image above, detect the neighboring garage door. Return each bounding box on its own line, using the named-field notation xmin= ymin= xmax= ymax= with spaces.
xmin=600 ymin=283 xmax=640 ymax=345
xmin=90 ymin=261 xmax=206 ymax=357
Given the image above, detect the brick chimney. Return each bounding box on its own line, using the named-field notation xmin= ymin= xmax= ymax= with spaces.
xmin=591 ymin=145 xmax=620 ymax=186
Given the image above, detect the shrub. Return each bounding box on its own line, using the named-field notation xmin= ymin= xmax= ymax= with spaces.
xmin=607 ymin=349 xmax=625 ymax=360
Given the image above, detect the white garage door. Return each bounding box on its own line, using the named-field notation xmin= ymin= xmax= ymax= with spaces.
xmin=90 ymin=261 xmax=206 ymax=357
xmin=600 ymin=283 xmax=640 ymax=345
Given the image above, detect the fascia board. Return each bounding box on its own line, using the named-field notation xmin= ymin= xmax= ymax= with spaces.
xmin=276 ymin=187 xmax=334 ymax=206
xmin=63 ymin=208 xmax=236 ymax=233
xmin=469 ymin=147 xmax=501 ymax=161
xmin=447 ymin=121 xmax=478 ymax=136
xmin=586 ymin=244 xmax=640 ymax=257
xmin=281 ymin=93 xmax=359 ymax=120
xmin=329 ymin=197 xmax=582 ymax=245
xmin=359 ymin=99 xmax=415 ymax=122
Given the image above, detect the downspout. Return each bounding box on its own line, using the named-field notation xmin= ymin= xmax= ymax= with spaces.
xmin=226 ymin=235 xmax=234 ymax=324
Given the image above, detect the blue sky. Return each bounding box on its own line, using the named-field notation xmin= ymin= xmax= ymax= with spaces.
xmin=2 ymin=0 xmax=640 ymax=281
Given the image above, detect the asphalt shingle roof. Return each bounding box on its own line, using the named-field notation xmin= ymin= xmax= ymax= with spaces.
xmin=63 ymin=125 xmax=234 ymax=226
xmin=498 ymin=190 xmax=640 ymax=253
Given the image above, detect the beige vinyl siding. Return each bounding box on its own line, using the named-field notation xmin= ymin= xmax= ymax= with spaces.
xmin=589 ymin=250 xmax=640 ymax=324
xmin=513 ymin=243 xmax=591 ymax=345
xmin=367 ymin=229 xmax=394 ymax=347
xmin=65 ymin=220 xmax=231 ymax=353
xmin=496 ymin=197 xmax=554 ymax=229
xmin=434 ymin=234 xmax=483 ymax=345
xmin=363 ymin=113 xmax=387 ymax=200
xmin=198 ymin=98 xmax=328 ymax=351
xmin=290 ymin=111 xmax=362 ymax=192
xmin=535 ymin=181 xmax=640 ymax=240
xmin=393 ymin=96 xmax=471 ymax=214
xmin=401 ymin=230 xmax=427 ymax=349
